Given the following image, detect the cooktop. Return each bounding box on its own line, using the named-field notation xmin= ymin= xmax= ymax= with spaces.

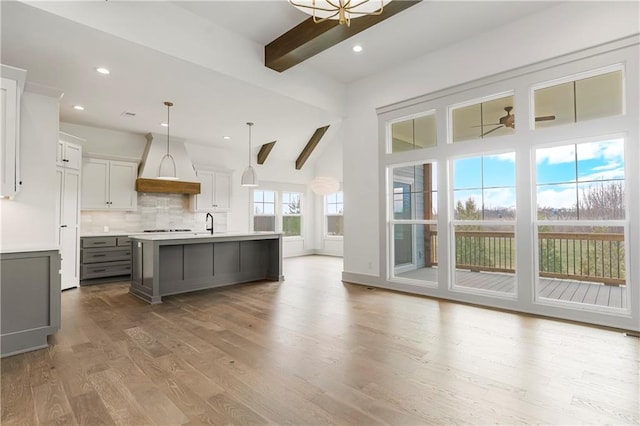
xmin=143 ymin=229 xmax=192 ymax=233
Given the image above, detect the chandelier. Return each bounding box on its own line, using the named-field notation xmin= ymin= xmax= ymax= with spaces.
xmin=289 ymin=0 xmax=391 ymax=27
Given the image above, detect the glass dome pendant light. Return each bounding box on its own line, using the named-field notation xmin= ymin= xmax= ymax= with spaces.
xmin=158 ymin=101 xmax=178 ymax=180
xmin=241 ymin=122 xmax=258 ymax=187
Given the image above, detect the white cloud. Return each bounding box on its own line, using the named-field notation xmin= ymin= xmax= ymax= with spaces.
xmin=536 ymin=145 xmax=575 ymax=164
xmin=484 ymin=188 xmax=516 ymax=210
xmin=488 ymin=153 xmax=516 ymax=162
xmin=537 ymin=186 xmax=576 ymax=209
xmin=536 ymin=139 xmax=624 ymax=165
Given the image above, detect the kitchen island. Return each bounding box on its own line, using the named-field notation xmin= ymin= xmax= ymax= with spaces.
xmin=129 ymin=232 xmax=283 ymax=304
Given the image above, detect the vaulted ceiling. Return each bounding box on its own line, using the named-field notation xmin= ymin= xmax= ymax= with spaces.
xmin=0 ymin=1 xmax=558 ymax=165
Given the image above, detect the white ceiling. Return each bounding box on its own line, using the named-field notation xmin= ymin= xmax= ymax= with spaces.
xmin=0 ymin=0 xmax=559 ymax=165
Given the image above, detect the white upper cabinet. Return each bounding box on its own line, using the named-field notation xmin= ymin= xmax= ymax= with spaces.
xmin=191 ymin=169 xmax=232 ymax=212
xmin=57 ymin=140 xmax=82 ymax=170
xmin=81 ymin=157 xmax=137 ymax=210
xmin=1 ymin=66 xmax=26 ymax=198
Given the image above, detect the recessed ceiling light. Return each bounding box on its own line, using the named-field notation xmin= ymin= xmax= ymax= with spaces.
xmin=160 ymin=122 xmax=168 ymax=127
xmin=352 ymin=45 xmax=363 ymax=53
xmin=73 ymin=105 xmax=85 ymax=111
xmin=223 ymin=136 xmax=231 ymax=140
xmin=95 ymin=67 xmax=110 ymax=75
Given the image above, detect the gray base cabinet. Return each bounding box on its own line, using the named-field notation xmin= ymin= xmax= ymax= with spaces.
xmin=129 ymin=233 xmax=283 ymax=304
xmin=80 ymin=236 xmax=131 ymax=284
xmin=1 ymin=250 xmax=61 ymax=358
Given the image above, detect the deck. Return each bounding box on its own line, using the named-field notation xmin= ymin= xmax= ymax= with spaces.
xmin=396 ymin=268 xmax=628 ymax=309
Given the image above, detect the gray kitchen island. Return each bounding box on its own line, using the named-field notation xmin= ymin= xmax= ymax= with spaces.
xmin=129 ymin=232 xmax=283 ymax=304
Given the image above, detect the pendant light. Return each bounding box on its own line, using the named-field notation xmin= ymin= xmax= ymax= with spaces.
xmin=158 ymin=101 xmax=178 ymax=180
xmin=241 ymin=122 xmax=258 ymax=187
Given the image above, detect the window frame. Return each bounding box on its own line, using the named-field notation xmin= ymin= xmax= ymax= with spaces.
xmin=251 ymin=189 xmax=304 ymax=239
xmin=324 ymin=191 xmax=344 ymax=238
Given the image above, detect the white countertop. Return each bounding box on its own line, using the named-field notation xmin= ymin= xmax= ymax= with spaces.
xmin=80 ymin=230 xmax=147 ymax=237
xmin=129 ymin=232 xmax=281 ymax=241
xmin=0 ymin=245 xmax=60 ymax=254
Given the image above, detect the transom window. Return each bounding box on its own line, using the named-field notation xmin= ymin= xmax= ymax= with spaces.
xmin=533 ymin=68 xmax=623 ymax=129
xmin=451 ymin=94 xmax=514 ymax=142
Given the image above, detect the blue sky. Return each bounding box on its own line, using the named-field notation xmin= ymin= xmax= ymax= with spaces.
xmin=450 ymin=138 xmax=624 ymax=211
xmin=535 ymin=139 xmax=624 ymax=208
xmin=453 ymin=153 xmax=516 ymax=211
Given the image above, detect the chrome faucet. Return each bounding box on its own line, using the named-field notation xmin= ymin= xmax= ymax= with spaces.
xmin=205 ymin=212 xmax=214 ymax=234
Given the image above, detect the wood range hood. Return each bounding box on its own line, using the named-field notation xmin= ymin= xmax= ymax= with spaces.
xmin=135 ymin=133 xmax=200 ymax=195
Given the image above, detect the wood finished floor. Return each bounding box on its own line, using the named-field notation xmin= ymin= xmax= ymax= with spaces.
xmin=2 ymin=255 xmax=639 ymax=425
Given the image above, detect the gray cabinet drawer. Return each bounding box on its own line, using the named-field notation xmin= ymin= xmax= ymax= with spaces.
xmin=116 ymin=237 xmax=131 ymax=247
xmin=81 ymin=247 xmax=131 ymax=264
xmin=81 ymin=260 xmax=131 ymax=280
xmin=81 ymin=237 xmax=117 ymax=248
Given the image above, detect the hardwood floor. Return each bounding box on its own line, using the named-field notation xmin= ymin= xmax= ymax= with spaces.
xmin=2 ymin=255 xmax=639 ymax=425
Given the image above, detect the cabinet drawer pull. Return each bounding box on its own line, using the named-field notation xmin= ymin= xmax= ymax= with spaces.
xmin=60 ymin=225 xmax=67 ymax=228
xmin=92 ymin=269 xmax=107 ymax=273
xmin=93 ymin=254 xmax=106 ymax=257
xmin=93 ymin=242 xmax=107 ymax=244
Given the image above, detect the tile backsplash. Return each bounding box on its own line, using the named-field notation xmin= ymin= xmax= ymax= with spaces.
xmin=81 ymin=193 xmax=227 ymax=233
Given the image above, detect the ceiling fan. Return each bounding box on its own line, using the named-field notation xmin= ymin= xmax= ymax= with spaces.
xmin=479 ymin=106 xmax=556 ymax=136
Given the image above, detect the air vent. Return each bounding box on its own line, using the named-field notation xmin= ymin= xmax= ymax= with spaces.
xmin=120 ymin=111 xmax=136 ymax=117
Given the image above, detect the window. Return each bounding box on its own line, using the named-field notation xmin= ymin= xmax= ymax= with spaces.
xmin=453 ymin=154 xmax=516 ymax=220
xmin=380 ymin=39 xmax=637 ymax=329
xmin=452 ymin=153 xmax=516 ymax=295
xmin=389 ymin=162 xmax=438 ymax=284
xmin=535 ymin=139 xmax=624 ymax=220
xmin=451 ymin=94 xmax=514 ymax=142
xmin=326 ymin=192 xmax=343 ymax=236
xmin=390 ymin=113 xmax=437 ymax=153
xmin=282 ymin=192 xmax=301 ymax=237
xmin=253 ymin=190 xmax=276 ymax=232
xmin=533 ymin=69 xmax=623 ymax=129
xmin=534 ymin=138 xmax=627 ymax=308
xmin=252 ymin=190 xmax=304 ymax=236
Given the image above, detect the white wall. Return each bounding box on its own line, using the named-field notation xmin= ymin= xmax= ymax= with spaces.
xmin=0 ymin=88 xmax=60 ymax=251
xmin=312 ymin=129 xmax=344 ymax=256
xmin=343 ymin=2 xmax=640 ymax=276
xmin=60 ymin=122 xmax=146 ymax=160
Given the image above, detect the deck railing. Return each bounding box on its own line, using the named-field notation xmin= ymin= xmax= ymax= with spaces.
xmin=427 ymin=230 xmax=625 ymax=285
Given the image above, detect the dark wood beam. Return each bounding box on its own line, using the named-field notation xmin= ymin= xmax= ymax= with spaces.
xmin=266 ymin=1 xmax=421 ymax=72
xmin=257 ymin=141 xmax=277 ymax=165
xmin=295 ymin=125 xmax=330 ymax=170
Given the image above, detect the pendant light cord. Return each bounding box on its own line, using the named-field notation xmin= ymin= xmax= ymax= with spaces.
xmin=164 ymin=101 xmax=173 ymax=156
xmin=247 ymin=122 xmax=254 ymax=166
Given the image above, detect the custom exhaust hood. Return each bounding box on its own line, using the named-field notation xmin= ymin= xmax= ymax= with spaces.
xmin=135 ymin=133 xmax=201 ymax=194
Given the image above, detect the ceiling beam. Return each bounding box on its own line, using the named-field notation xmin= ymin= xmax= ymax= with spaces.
xmin=265 ymin=1 xmax=421 ymax=72
xmin=257 ymin=141 xmax=277 ymax=165
xmin=296 ymin=125 xmax=330 ymax=170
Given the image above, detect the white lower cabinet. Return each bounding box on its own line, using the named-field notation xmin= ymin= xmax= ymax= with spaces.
xmin=81 ymin=158 xmax=137 ymax=210
xmin=191 ymin=169 xmax=231 ymax=212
